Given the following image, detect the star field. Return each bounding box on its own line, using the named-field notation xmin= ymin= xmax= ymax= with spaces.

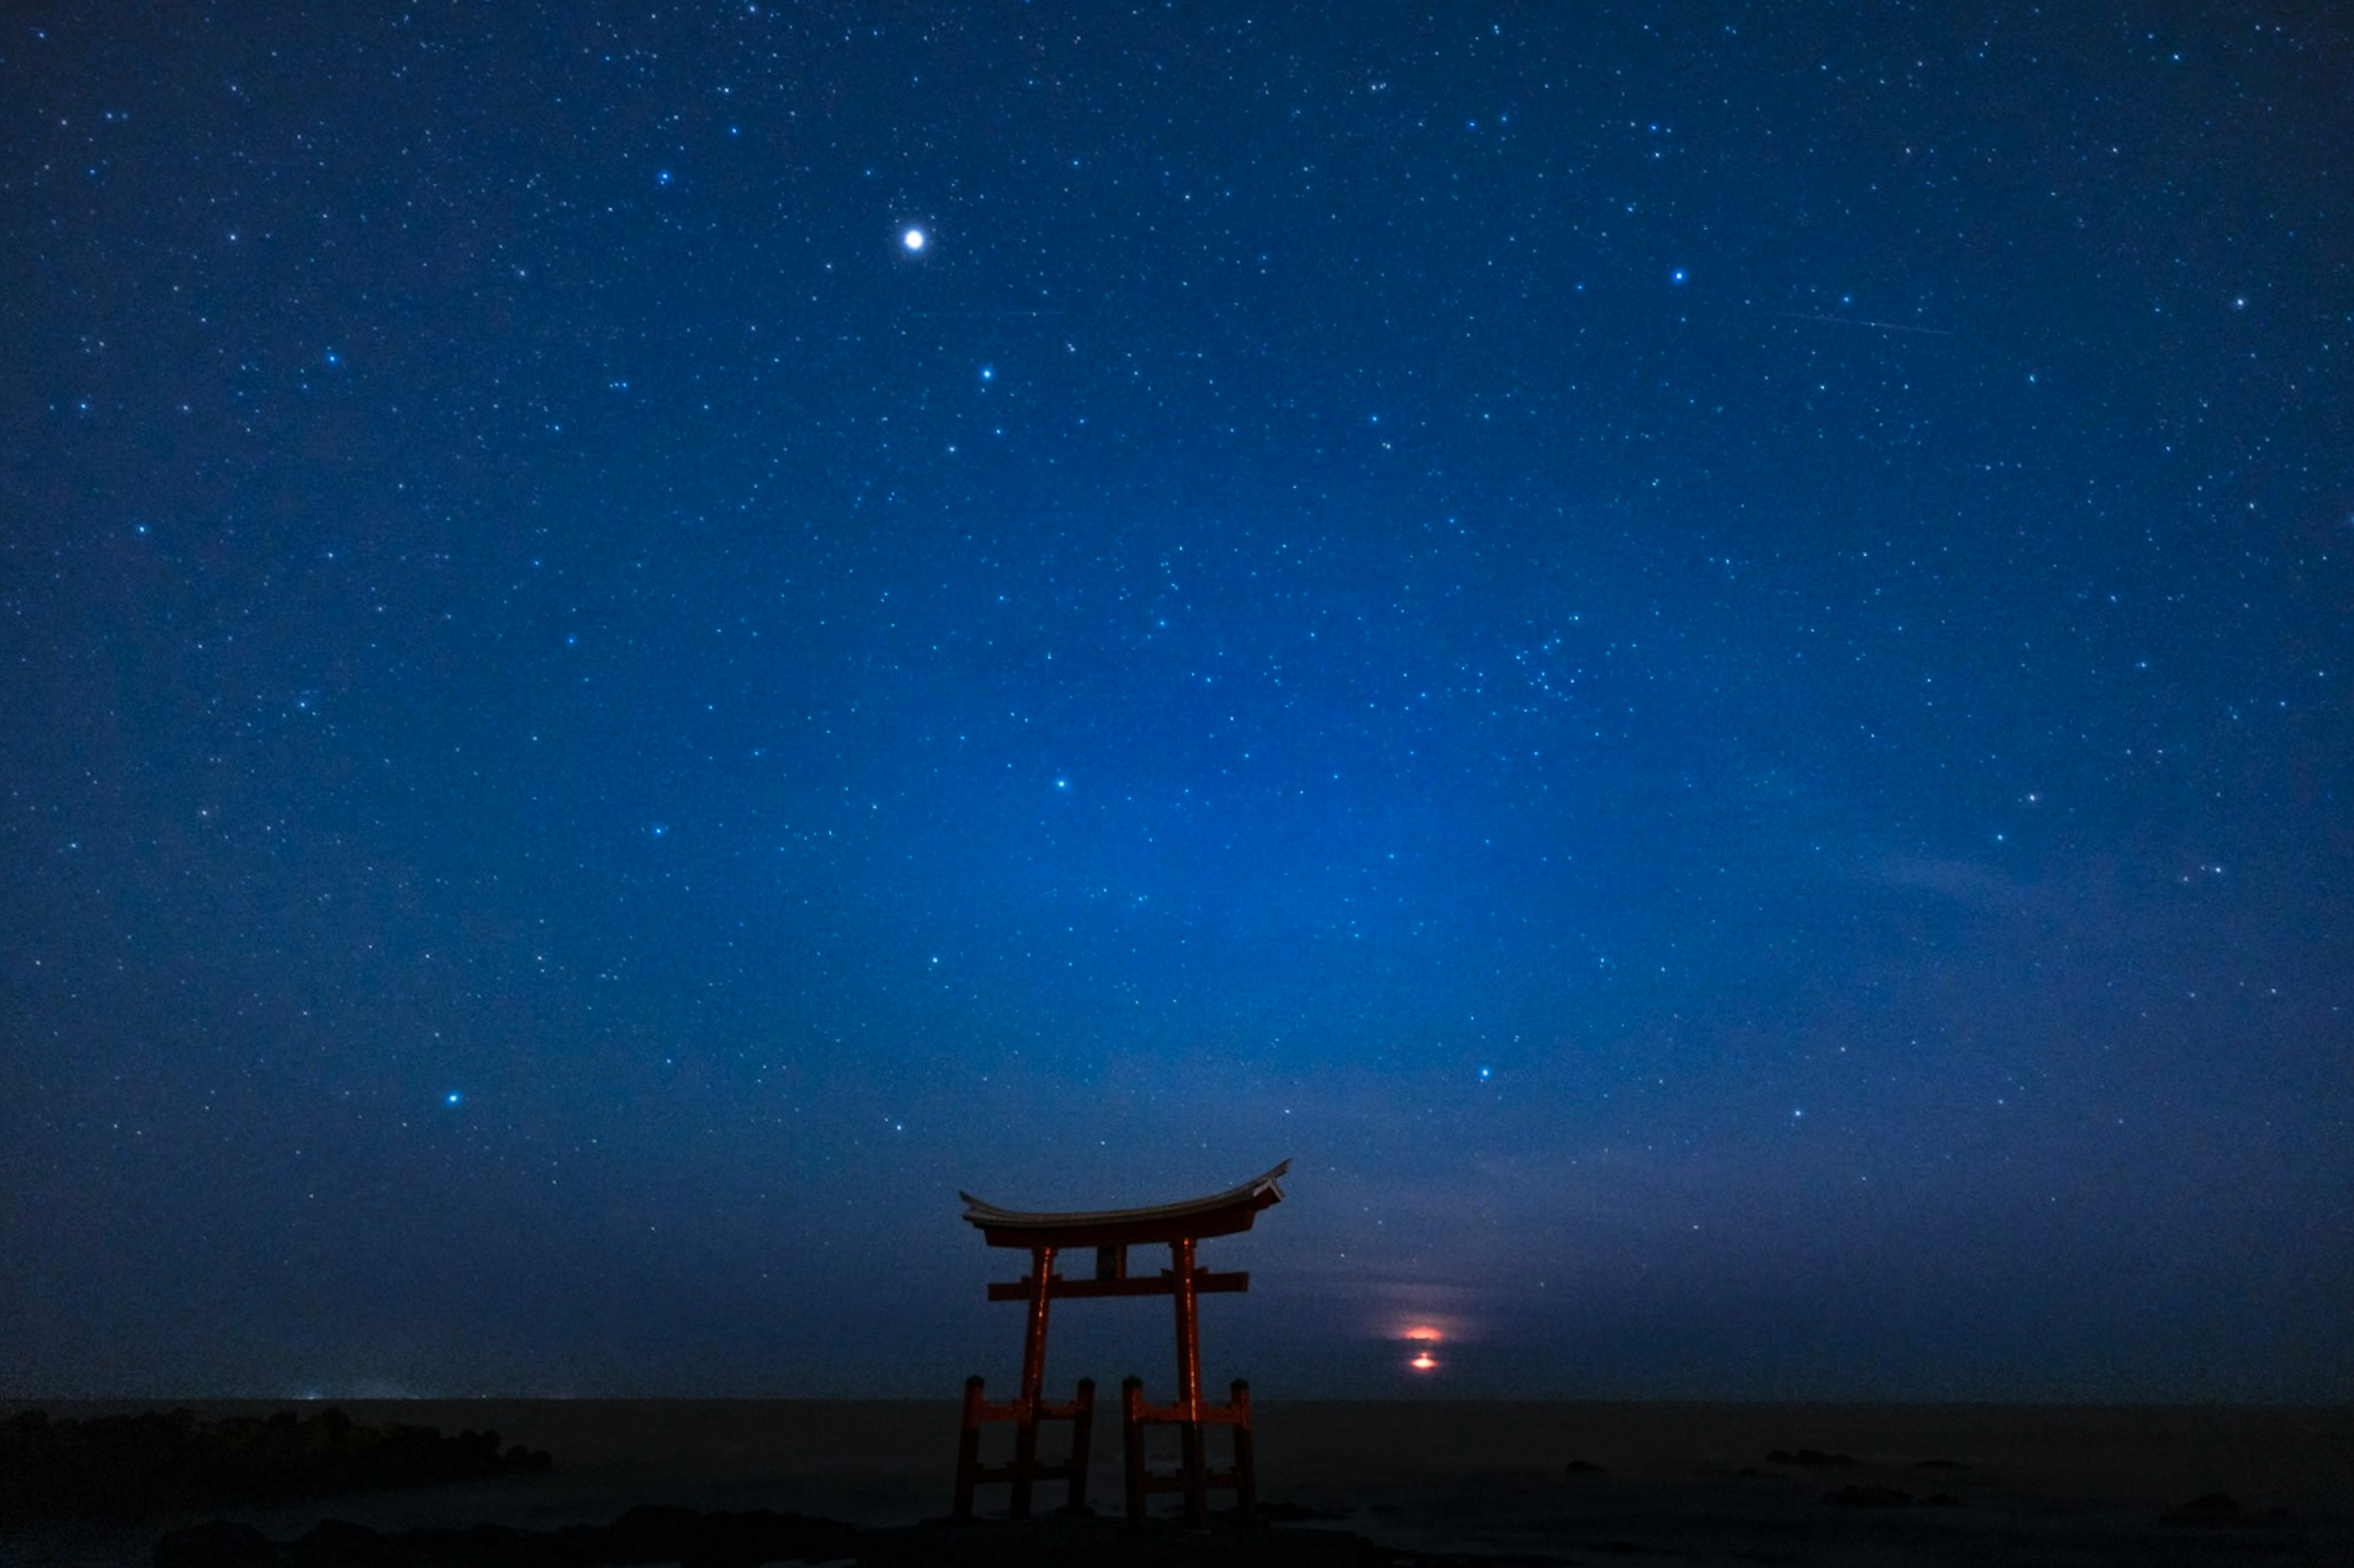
xmin=2 ymin=5 xmax=2348 ymax=1399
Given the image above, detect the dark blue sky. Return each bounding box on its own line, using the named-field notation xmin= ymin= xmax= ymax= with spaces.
xmin=4 ymin=4 xmax=2348 ymax=1401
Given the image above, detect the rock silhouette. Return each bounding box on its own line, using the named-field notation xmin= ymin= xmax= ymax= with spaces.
xmin=1766 ymin=1447 xmax=1856 ymax=1468
xmin=0 ymin=1407 xmax=550 ymax=1522
xmin=154 ymin=1505 xmax=1554 ymax=1568
xmin=2162 ymin=1491 xmax=2250 ymax=1526
xmin=1821 ymin=1484 xmax=1914 ymax=1508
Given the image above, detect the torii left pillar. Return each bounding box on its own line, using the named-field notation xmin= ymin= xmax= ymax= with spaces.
xmin=953 ymin=1240 xmax=1095 ymax=1519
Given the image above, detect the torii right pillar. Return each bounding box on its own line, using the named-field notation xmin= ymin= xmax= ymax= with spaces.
xmin=1119 ymin=1232 xmax=1261 ymax=1528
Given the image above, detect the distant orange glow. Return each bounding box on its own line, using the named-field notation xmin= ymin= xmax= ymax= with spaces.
xmin=1402 ymin=1325 xmax=1443 ymax=1342
xmin=1408 ymin=1352 xmax=1439 ymax=1371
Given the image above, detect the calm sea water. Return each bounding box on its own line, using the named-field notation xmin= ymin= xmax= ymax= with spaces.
xmin=5 ymin=1400 xmax=2349 ymax=1565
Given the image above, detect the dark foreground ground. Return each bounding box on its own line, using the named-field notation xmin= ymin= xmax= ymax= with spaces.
xmin=151 ymin=1507 xmax=1575 ymax=1568
xmin=4 ymin=1401 xmax=2349 ymax=1566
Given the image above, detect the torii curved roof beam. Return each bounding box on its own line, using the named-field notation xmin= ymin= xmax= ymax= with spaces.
xmin=959 ymin=1160 xmax=1290 ymax=1249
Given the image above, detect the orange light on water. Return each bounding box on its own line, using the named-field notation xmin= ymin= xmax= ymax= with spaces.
xmin=1402 ymin=1325 xmax=1443 ymax=1342
xmin=1408 ymin=1352 xmax=1439 ymax=1372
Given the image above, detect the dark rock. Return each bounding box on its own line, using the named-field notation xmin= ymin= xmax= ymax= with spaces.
xmin=158 ymin=1505 xmax=1428 ymax=1567
xmin=297 ymin=1518 xmax=383 ymax=1550
xmin=153 ymin=1520 xmax=275 ymax=1568
xmin=1821 ymin=1484 xmax=1914 ymax=1509
xmin=1257 ymin=1501 xmax=1352 ymax=1521
xmin=1920 ymin=1492 xmax=1968 ymax=1508
xmin=1767 ymin=1447 xmax=1856 ymax=1467
xmin=502 ymin=1444 xmax=552 ymax=1475
xmin=2163 ymin=1491 xmax=2250 ymax=1526
xmin=2 ymin=1406 xmax=555 ymax=1522
xmin=1563 ymin=1459 xmax=1608 ymax=1476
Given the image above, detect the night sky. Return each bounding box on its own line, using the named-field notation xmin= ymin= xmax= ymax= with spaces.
xmin=4 ymin=5 xmax=2349 ymax=1403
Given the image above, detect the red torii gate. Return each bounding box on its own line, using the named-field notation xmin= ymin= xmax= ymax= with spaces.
xmin=952 ymin=1160 xmax=1289 ymax=1527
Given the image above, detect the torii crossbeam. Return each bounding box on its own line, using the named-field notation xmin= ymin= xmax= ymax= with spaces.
xmin=952 ymin=1160 xmax=1289 ymax=1526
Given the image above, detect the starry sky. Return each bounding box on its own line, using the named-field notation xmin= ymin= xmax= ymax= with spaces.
xmin=4 ymin=4 xmax=2349 ymax=1403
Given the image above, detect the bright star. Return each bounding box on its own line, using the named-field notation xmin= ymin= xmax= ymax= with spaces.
xmin=902 ymin=227 xmax=926 ymax=252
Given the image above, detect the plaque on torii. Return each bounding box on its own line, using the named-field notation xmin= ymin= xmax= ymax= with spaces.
xmin=951 ymin=1160 xmax=1289 ymax=1527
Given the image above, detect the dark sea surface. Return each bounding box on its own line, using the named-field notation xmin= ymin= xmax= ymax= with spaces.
xmin=4 ymin=1401 xmax=2348 ymax=1565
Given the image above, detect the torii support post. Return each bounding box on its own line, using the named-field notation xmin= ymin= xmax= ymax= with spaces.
xmin=952 ymin=1242 xmax=1096 ymax=1520
xmin=1172 ymin=1236 xmax=1205 ymax=1520
xmin=953 ymin=1162 xmax=1287 ymax=1526
xmin=1121 ymin=1371 xmax=1255 ymax=1528
xmin=953 ymin=1372 xmax=1096 ymax=1520
xmin=1010 ymin=1243 xmax=1053 ymax=1515
xmin=1118 ymin=1236 xmax=1256 ymax=1529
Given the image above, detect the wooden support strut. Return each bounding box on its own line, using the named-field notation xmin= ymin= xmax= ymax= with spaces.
xmin=953 ymin=1371 xmax=1095 ymax=1521
xmin=1120 ymin=1374 xmax=1255 ymax=1527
